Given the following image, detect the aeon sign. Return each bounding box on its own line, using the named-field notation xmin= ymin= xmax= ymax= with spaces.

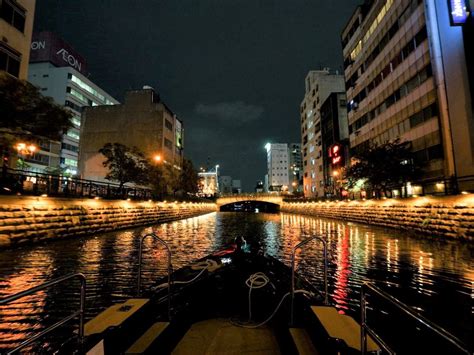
xmin=29 ymin=32 xmax=87 ymax=75
xmin=56 ymin=48 xmax=82 ymax=72
xmin=448 ymin=0 xmax=470 ymax=25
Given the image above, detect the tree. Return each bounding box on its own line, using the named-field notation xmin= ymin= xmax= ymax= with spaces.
xmin=179 ymin=158 xmax=199 ymax=194
xmin=0 ymin=73 xmax=73 ymax=142
xmin=99 ymin=143 xmax=149 ymax=188
xmin=344 ymin=139 xmax=419 ymax=198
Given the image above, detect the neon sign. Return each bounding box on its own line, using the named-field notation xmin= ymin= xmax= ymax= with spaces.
xmin=448 ymin=0 xmax=470 ymax=26
xmin=329 ymin=144 xmax=344 ymax=166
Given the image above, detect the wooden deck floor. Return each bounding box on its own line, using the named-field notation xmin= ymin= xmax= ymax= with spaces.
xmin=172 ymin=318 xmax=281 ymax=354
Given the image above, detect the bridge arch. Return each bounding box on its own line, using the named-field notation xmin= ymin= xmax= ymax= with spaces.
xmin=216 ymin=194 xmax=284 ymax=212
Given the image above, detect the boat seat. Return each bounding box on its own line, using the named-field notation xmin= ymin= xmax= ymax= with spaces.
xmin=289 ymin=328 xmax=319 ymax=355
xmin=311 ymin=306 xmax=380 ymax=353
xmin=85 ymin=299 xmax=149 ymax=336
xmin=125 ymin=322 xmax=170 ymax=354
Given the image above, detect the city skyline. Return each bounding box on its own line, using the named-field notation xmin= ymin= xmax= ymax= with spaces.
xmin=33 ymin=0 xmax=361 ymax=191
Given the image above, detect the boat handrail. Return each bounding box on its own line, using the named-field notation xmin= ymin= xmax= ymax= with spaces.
xmin=360 ymin=282 xmax=472 ymax=355
xmin=0 ymin=273 xmax=86 ymax=354
xmin=137 ymin=232 xmax=173 ymax=320
xmin=290 ymin=234 xmax=328 ymax=325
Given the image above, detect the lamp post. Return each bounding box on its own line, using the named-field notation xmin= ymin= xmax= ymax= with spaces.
xmin=14 ymin=142 xmax=37 ymax=170
xmin=215 ymin=164 xmax=220 ymax=195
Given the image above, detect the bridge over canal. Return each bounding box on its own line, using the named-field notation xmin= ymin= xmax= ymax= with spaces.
xmin=216 ymin=193 xmax=284 ymax=211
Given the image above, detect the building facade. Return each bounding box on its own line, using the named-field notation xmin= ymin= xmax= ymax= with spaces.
xmin=342 ymin=0 xmax=474 ymax=194
xmin=300 ymin=70 xmax=345 ymax=198
xmin=198 ymin=171 xmax=218 ymax=196
xmin=320 ymin=92 xmax=349 ymax=197
xmin=265 ymin=143 xmax=290 ymax=191
xmin=28 ymin=32 xmax=118 ymax=175
xmin=79 ymin=88 xmax=184 ymax=182
xmin=0 ymin=0 xmax=35 ymax=79
xmin=288 ymin=143 xmax=303 ymax=193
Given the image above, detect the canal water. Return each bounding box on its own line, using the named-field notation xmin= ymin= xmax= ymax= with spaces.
xmin=0 ymin=212 xmax=472 ymax=353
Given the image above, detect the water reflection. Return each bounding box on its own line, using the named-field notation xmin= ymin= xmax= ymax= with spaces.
xmin=0 ymin=211 xmax=473 ymax=351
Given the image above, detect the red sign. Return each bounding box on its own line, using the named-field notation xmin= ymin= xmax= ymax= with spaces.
xmin=329 ymin=143 xmax=343 ymax=166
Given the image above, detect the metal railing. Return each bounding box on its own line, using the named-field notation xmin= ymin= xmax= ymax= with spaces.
xmin=360 ymin=282 xmax=472 ymax=355
xmin=0 ymin=273 xmax=86 ymax=354
xmin=0 ymin=167 xmax=152 ymax=200
xmin=290 ymin=235 xmax=328 ymax=325
xmin=137 ymin=233 xmax=173 ymax=320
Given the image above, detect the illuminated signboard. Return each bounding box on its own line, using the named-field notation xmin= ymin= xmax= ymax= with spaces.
xmin=448 ymin=0 xmax=470 ymax=26
xmin=328 ymin=144 xmax=343 ymax=166
xmin=30 ymin=32 xmax=88 ymax=74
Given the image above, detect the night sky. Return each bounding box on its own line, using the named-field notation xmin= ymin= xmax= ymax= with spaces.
xmin=34 ymin=0 xmax=360 ymax=191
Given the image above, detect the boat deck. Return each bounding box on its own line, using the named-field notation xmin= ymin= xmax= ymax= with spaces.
xmin=172 ymin=318 xmax=281 ymax=354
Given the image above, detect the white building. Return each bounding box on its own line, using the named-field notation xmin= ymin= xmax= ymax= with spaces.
xmin=300 ymin=70 xmax=345 ymax=198
xmin=28 ymin=32 xmax=118 ymax=175
xmin=198 ymin=171 xmax=218 ymax=196
xmin=265 ymin=143 xmax=290 ymax=191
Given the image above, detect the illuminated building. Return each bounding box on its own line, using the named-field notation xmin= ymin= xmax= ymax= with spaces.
xmin=199 ymin=170 xmax=218 ymax=196
xmin=265 ymin=143 xmax=290 ymax=192
xmin=28 ymin=32 xmax=118 ymax=174
xmin=79 ymin=87 xmax=184 ymax=182
xmin=0 ymin=0 xmax=36 ymax=79
xmin=300 ymin=70 xmax=345 ymax=197
xmin=320 ymin=92 xmax=349 ymax=197
xmin=342 ymin=0 xmax=474 ymax=194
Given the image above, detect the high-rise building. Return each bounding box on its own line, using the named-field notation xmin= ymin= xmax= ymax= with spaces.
xmin=288 ymin=143 xmax=303 ymax=193
xmin=79 ymin=88 xmax=184 ymax=182
xmin=300 ymin=70 xmax=345 ymax=198
xmin=28 ymin=32 xmax=118 ymax=175
xmin=0 ymin=0 xmax=36 ymax=79
xmin=265 ymin=143 xmax=290 ymax=192
xmin=320 ymin=92 xmax=349 ymax=197
xmin=342 ymin=0 xmax=474 ymax=194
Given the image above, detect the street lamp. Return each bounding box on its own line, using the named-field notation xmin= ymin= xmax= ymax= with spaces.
xmin=215 ymin=164 xmax=220 ymax=194
xmin=153 ymin=154 xmax=162 ymax=163
xmin=15 ymin=142 xmax=37 ymax=155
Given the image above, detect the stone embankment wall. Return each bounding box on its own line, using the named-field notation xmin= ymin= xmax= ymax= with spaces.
xmin=281 ymin=195 xmax=474 ymax=241
xmin=0 ymin=196 xmax=216 ymax=248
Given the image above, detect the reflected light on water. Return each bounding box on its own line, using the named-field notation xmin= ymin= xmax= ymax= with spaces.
xmin=0 ymin=211 xmax=472 ymax=351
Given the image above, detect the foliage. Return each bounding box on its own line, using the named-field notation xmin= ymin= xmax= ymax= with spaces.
xmin=99 ymin=143 xmax=149 ymax=187
xmin=180 ymin=158 xmax=199 ymax=194
xmin=0 ymin=73 xmax=73 ymax=142
xmin=344 ymin=139 xmax=419 ymax=196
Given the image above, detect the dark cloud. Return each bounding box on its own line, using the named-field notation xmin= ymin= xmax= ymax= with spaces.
xmin=33 ymin=0 xmax=361 ymax=191
xmin=195 ymin=101 xmax=264 ymax=124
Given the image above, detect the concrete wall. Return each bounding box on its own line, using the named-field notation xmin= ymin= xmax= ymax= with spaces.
xmin=281 ymin=195 xmax=474 ymax=240
xmin=0 ymin=196 xmax=216 ymax=248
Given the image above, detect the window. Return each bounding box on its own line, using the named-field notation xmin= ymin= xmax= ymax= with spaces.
xmin=164 ymin=138 xmax=173 ymax=150
xmin=165 ymin=119 xmax=173 ymax=131
xmin=1 ymin=0 xmax=26 ymax=32
xmin=61 ymin=143 xmax=79 ymax=152
xmin=0 ymin=42 xmax=20 ymax=77
xmin=66 ymin=130 xmax=80 ymax=140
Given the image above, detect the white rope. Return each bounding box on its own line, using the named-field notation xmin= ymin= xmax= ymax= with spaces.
xmin=232 ymin=272 xmax=314 ymax=328
xmin=152 ymin=259 xmax=217 ymax=290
